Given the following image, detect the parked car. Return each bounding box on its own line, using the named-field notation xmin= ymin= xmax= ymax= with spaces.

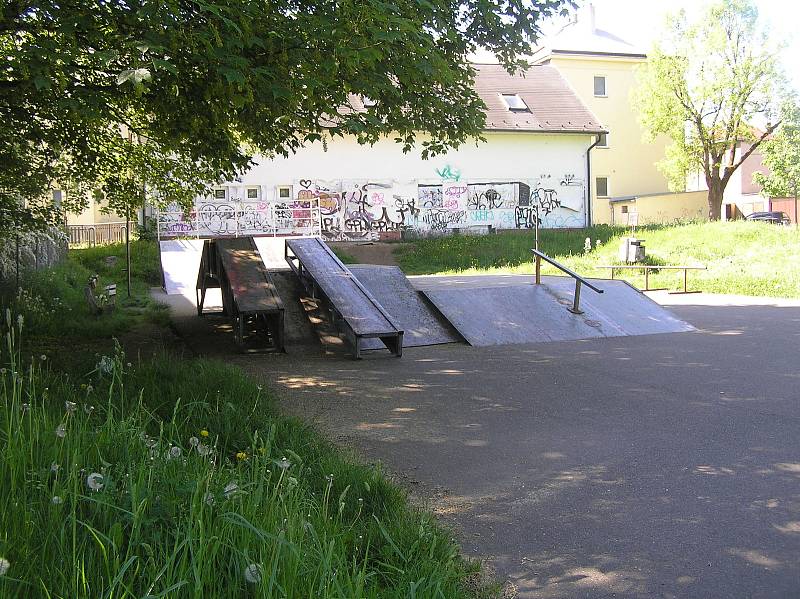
xmin=745 ymin=211 xmax=791 ymax=225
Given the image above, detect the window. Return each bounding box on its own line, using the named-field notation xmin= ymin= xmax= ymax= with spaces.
xmin=596 ymin=177 xmax=609 ymax=198
xmin=246 ymin=187 xmax=260 ymax=200
xmin=621 ymin=205 xmax=628 ymax=214
xmin=594 ymin=76 xmax=606 ymax=97
xmin=278 ymin=186 xmax=291 ymax=199
xmin=597 ymin=132 xmax=608 ymax=148
xmin=500 ymin=93 xmax=529 ymax=112
xmin=213 ymin=188 xmax=227 ymax=200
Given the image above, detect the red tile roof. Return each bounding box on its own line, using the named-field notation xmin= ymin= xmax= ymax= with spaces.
xmin=473 ymin=63 xmax=606 ymax=134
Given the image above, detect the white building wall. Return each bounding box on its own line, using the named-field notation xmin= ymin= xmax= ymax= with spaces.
xmin=160 ymin=132 xmax=595 ymax=239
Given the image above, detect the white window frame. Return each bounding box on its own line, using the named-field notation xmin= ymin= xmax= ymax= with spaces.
xmin=593 ymin=75 xmax=607 ymax=98
xmin=277 ymin=185 xmax=292 ymax=200
xmin=245 ymin=186 xmax=260 ymax=200
xmin=596 ymin=176 xmax=609 ymax=198
xmin=213 ymin=188 xmax=227 ymax=200
xmin=500 ymin=93 xmax=529 ymax=112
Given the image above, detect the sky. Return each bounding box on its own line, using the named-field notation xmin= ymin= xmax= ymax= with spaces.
xmin=538 ymin=0 xmax=799 ymax=93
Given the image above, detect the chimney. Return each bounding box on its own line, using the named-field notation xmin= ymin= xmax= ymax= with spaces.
xmin=580 ymin=3 xmax=596 ymax=34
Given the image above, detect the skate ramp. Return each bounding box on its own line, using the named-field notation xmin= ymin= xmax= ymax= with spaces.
xmin=159 ymin=239 xmax=204 ymax=296
xmin=348 ymin=265 xmax=462 ymax=348
xmin=413 ymin=274 xmax=694 ymax=347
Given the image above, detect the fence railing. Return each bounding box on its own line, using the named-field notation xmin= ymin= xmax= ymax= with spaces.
xmin=67 ymin=222 xmax=128 ymax=247
xmin=156 ymin=199 xmax=322 ymax=240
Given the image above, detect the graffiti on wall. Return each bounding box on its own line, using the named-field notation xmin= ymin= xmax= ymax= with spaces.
xmin=295 ymin=174 xmax=586 ymax=240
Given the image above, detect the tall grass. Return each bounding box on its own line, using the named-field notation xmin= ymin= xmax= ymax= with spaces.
xmin=0 ymin=242 xmax=485 ymax=597
xmin=396 ymin=221 xmax=800 ymax=297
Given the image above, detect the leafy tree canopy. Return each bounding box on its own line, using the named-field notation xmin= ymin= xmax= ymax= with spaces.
xmin=754 ymin=100 xmax=800 ymax=200
xmin=633 ymin=0 xmax=788 ymax=220
xmin=1 ymin=0 xmax=569 ymax=232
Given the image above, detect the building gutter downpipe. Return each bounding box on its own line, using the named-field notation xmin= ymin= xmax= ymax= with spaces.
xmin=585 ymin=134 xmax=603 ymax=227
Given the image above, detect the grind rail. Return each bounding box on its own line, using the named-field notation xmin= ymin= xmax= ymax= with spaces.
xmin=531 ymin=249 xmax=603 ymax=315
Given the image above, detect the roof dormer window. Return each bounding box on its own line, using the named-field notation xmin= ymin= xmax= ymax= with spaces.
xmin=500 ymin=93 xmax=529 ymax=112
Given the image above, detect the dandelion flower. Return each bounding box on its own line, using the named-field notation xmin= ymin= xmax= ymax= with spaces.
xmin=197 ymin=443 xmax=210 ymax=456
xmin=55 ymin=423 xmax=66 ymax=438
xmin=86 ymin=472 xmax=104 ymax=491
xmin=50 ymin=462 xmax=60 ymax=473
xmin=188 ymin=436 xmax=199 ymax=447
xmin=21 ymin=403 xmax=30 ymax=413
xmin=169 ymin=446 xmax=182 ymax=459
xmin=236 ymin=451 xmax=247 ymax=461
xmin=277 ymin=457 xmax=291 ymax=470
xmin=65 ymin=401 xmax=77 ymax=414
xmin=126 ymin=362 xmax=132 ymax=368
xmin=200 ymin=429 xmax=209 ymax=437
xmin=0 ymin=557 xmax=10 ymax=576
xmin=0 ymin=368 xmax=6 ymax=375
xmin=40 ymin=354 xmax=47 ymax=361
xmin=51 ymin=496 xmax=63 ymax=505
xmin=243 ymin=563 xmax=262 ymax=584
xmin=223 ymin=482 xmax=238 ymax=499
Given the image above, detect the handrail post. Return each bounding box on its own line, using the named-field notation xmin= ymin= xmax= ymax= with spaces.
xmin=569 ymin=280 xmax=583 ymax=314
xmin=535 ymin=254 xmax=541 ymax=285
xmin=684 ymin=268 xmax=688 ymax=293
xmin=645 ymin=268 xmax=650 ymax=291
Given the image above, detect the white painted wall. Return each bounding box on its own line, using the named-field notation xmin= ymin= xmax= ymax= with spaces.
xmin=160 ymin=132 xmax=595 ymax=239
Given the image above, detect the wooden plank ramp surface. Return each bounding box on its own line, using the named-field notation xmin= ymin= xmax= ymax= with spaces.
xmin=285 ymin=238 xmax=403 ymax=358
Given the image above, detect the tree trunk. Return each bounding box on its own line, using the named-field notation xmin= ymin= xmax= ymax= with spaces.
xmin=707 ymin=183 xmax=724 ymax=221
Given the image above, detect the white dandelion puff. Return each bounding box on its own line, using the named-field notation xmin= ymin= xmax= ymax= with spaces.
xmin=0 ymin=557 xmax=10 ymax=576
xmin=40 ymin=354 xmax=47 ymax=361
xmin=65 ymin=401 xmax=77 ymax=414
xmin=55 ymin=423 xmax=66 ymax=438
xmin=277 ymin=457 xmax=291 ymax=470
xmin=197 ymin=443 xmax=210 ymax=456
xmin=169 ymin=446 xmax=182 ymax=459
xmin=204 ymin=492 xmax=215 ymax=506
xmin=243 ymin=563 xmax=262 ymax=584
xmin=188 ymin=436 xmax=199 ymax=447
xmin=223 ymin=482 xmax=238 ymax=499
xmin=50 ymin=462 xmax=60 ymax=473
xmin=51 ymin=496 xmax=63 ymax=505
xmin=86 ymin=472 xmax=104 ymax=491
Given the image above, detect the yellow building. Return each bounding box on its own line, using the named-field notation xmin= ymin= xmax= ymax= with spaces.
xmin=531 ymin=5 xmax=671 ymax=225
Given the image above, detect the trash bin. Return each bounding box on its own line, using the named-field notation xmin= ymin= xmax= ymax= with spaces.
xmin=618 ymin=237 xmax=646 ymax=263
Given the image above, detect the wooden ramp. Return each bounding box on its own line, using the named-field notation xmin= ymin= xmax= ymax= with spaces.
xmin=197 ymin=237 xmax=285 ymax=351
xmin=285 ymin=238 xmax=403 ymax=359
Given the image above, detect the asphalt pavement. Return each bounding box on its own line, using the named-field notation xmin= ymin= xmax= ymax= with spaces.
xmin=225 ymin=296 xmax=800 ymax=599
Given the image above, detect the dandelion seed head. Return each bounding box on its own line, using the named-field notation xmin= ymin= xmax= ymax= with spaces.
xmin=223 ymin=482 xmax=238 ymax=499
xmin=169 ymin=446 xmax=182 ymax=459
xmin=243 ymin=563 xmax=261 ymax=584
xmin=197 ymin=443 xmax=210 ymax=456
xmin=65 ymin=401 xmax=77 ymax=413
xmin=51 ymin=496 xmax=63 ymax=505
xmin=0 ymin=557 xmax=10 ymax=576
xmin=55 ymin=423 xmax=66 ymax=438
xmin=83 ymin=404 xmax=95 ymax=415
xmin=21 ymin=403 xmax=30 ymax=413
xmin=277 ymin=457 xmax=291 ymax=470
xmin=86 ymin=472 xmax=104 ymax=491
xmin=204 ymin=492 xmax=215 ymax=506
xmin=50 ymin=462 xmax=60 ymax=473
xmin=40 ymin=354 xmax=47 ymax=361
xmin=188 ymin=436 xmax=199 ymax=447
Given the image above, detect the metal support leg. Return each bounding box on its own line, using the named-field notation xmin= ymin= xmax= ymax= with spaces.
xmin=645 ymin=268 xmax=650 ymax=291
xmin=568 ymin=280 xmax=584 ymax=314
xmin=535 ymin=255 xmax=541 ymax=285
xmin=684 ymin=268 xmax=688 ymax=293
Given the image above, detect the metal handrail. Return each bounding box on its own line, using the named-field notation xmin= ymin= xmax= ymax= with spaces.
xmin=531 ymin=248 xmax=603 ymax=315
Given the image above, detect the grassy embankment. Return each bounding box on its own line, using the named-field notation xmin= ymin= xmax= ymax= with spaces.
xmin=395 ymin=221 xmax=800 ymax=298
xmin=0 ymin=241 xmax=485 ymax=598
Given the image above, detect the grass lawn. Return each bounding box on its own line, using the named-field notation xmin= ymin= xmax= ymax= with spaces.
xmin=395 ymin=221 xmax=800 ymax=298
xmin=0 ymin=241 xmax=487 ymax=598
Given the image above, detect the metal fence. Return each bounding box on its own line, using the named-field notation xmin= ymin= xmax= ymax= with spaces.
xmin=156 ymin=199 xmax=322 ymax=240
xmin=67 ymin=222 xmax=128 ymax=247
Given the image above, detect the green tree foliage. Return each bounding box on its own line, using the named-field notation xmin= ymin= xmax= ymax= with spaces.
xmin=754 ymin=100 xmax=800 ymax=202
xmin=1 ymin=0 xmax=568 ymax=232
xmin=633 ymin=0 xmax=787 ymax=220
